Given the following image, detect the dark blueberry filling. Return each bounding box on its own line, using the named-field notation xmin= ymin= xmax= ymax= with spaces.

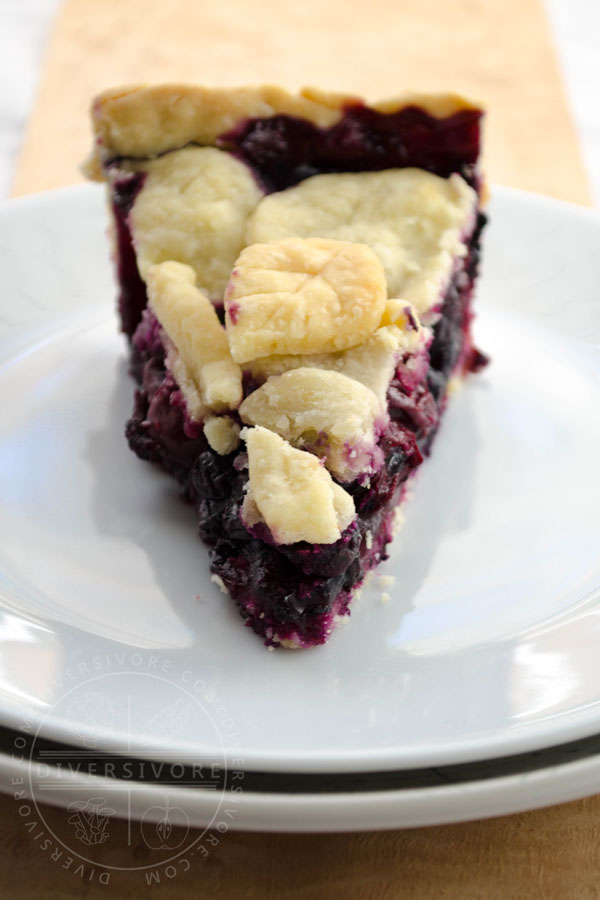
xmin=427 ymin=211 xmax=487 ymax=387
xmin=129 ymin=306 xmax=165 ymax=382
xmin=206 ymin=472 xmax=408 ymax=648
xmin=125 ymin=349 xmax=206 ymax=487
xmin=219 ymin=105 xmax=482 ymax=193
xmin=111 ymin=172 xmax=148 ymax=339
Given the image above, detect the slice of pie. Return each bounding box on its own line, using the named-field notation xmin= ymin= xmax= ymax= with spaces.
xmin=86 ymin=84 xmax=488 ymax=648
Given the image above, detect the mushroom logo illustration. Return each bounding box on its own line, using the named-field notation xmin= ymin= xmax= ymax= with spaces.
xmin=67 ymin=797 xmax=115 ymax=846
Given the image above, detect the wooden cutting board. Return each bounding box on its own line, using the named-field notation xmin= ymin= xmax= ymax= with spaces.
xmin=2 ymin=791 xmax=600 ymax=898
xmin=4 ymin=0 xmax=596 ymax=897
xmin=11 ymin=0 xmax=590 ymax=204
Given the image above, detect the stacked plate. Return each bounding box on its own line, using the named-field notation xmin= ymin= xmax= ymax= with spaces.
xmin=1 ymin=184 xmax=599 ymax=832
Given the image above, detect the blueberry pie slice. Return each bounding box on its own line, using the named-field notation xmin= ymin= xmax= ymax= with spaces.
xmin=86 ymin=84 xmax=488 ymax=648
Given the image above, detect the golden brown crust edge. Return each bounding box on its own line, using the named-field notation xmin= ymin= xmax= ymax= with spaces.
xmin=83 ymin=83 xmax=483 ymax=180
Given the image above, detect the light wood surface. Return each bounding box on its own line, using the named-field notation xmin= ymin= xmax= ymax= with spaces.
xmin=2 ymin=792 xmax=600 ymax=898
xmin=12 ymin=0 xmax=590 ymax=204
xmin=5 ymin=0 xmax=596 ymax=897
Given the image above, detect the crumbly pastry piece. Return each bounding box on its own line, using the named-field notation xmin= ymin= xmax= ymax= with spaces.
xmin=118 ymin=147 xmax=264 ymax=299
xmin=203 ymin=416 xmax=241 ymax=455
xmin=146 ymin=260 xmax=242 ymax=419
xmin=240 ymin=367 xmax=383 ymax=482
xmin=242 ymin=426 xmax=356 ymax=545
xmin=246 ymin=299 xmax=427 ymax=406
xmin=88 ymin=83 xmax=488 ymax=648
xmin=225 ymin=237 xmax=387 ymax=362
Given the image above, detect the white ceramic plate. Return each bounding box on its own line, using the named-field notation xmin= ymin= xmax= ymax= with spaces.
xmin=3 ymin=740 xmax=600 ymax=832
xmin=1 ymin=184 xmax=600 ymax=829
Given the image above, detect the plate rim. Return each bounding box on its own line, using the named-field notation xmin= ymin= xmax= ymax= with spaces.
xmin=3 ymin=723 xmax=600 ymax=831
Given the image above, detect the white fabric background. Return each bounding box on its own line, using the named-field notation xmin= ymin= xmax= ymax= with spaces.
xmin=0 ymin=0 xmax=598 ymax=204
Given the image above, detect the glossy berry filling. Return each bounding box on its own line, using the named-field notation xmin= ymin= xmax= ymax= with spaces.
xmin=110 ymin=172 xmax=147 ymax=338
xmin=219 ymin=105 xmax=483 ymax=193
